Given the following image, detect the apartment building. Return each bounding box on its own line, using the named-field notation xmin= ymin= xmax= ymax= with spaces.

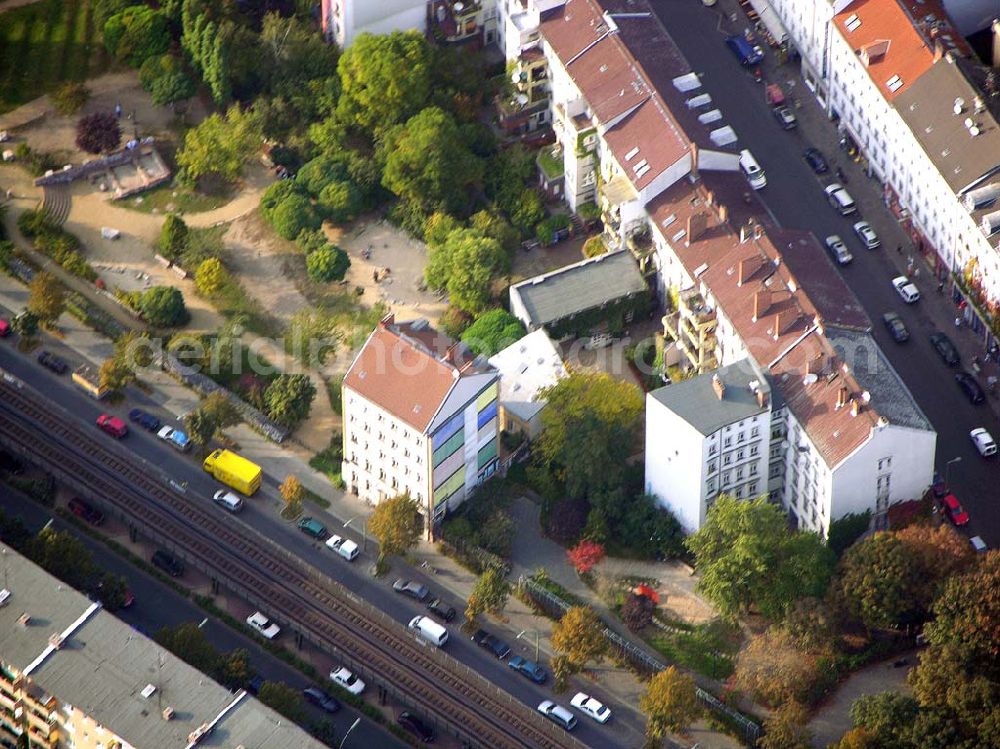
xmin=321 ymin=0 xmax=498 ymax=48
xmin=0 ymin=544 xmax=330 ymax=749
xmin=341 ymin=315 xmax=500 ymax=534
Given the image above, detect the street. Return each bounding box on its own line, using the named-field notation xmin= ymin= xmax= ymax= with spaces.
xmin=650 ymin=0 xmax=999 ymax=547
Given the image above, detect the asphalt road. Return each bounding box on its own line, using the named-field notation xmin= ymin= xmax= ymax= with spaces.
xmin=0 ymin=343 xmax=636 ymax=748
xmin=650 ymin=0 xmax=998 ymax=547
xmin=0 ymin=486 xmax=407 ymax=749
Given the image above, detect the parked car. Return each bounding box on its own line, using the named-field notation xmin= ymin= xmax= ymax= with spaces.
xmin=151 ymin=549 xmax=184 ymax=577
xmin=297 ymin=517 xmax=329 ymax=540
xmin=425 ymin=598 xmax=456 ymax=623
xmin=882 ymin=312 xmax=909 ymax=343
xmin=325 ymin=534 xmax=360 ymax=561
xmin=824 ymin=235 xmax=853 ymax=265
xmin=537 ymin=701 xmax=578 ymax=732
xmin=508 ymin=655 xmax=547 ymax=684
xmin=570 ymin=692 xmax=612 ymax=724
xmin=128 ymin=408 xmax=161 ymax=432
xmin=68 ymin=497 xmax=104 ymax=525
xmin=891 ymin=276 xmax=920 ymax=304
xmin=37 ymin=350 xmax=68 ymax=374
xmin=0 ymin=319 xmax=10 ymax=337
xmin=392 ymin=579 xmax=429 ymax=601
xmin=970 ymin=427 xmax=996 ymax=456
xmin=853 ymin=221 xmax=880 ymax=249
xmin=397 ymin=712 xmax=435 ymax=743
xmin=940 ymin=493 xmax=969 ymax=526
xmin=96 ymin=414 xmax=128 ymax=438
xmin=472 ymin=629 xmax=511 ymax=659
xmin=246 ymin=611 xmax=281 ymax=640
xmin=970 ymin=536 xmax=988 ymax=553
xmin=802 ymin=147 xmax=829 ymax=173
xmin=156 ymin=426 xmax=191 ymax=452
xmin=246 ymin=674 xmax=264 ymax=695
xmin=955 ymin=371 xmax=985 ymax=404
xmin=931 ymin=471 xmax=948 ymax=498
xmin=302 ymin=687 xmax=340 ymax=714
xmin=930 ymin=332 xmax=960 ymax=366
xmin=772 ymin=105 xmax=797 ymax=129
xmin=212 ymin=489 xmax=244 ymax=513
xmin=329 ymin=666 xmax=365 ymax=695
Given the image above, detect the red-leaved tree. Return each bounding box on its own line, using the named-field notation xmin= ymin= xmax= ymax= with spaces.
xmin=75 ymin=112 xmax=121 ymax=154
xmin=567 ymin=539 xmax=606 ymax=574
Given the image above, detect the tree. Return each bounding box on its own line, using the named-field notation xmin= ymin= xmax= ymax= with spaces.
xmin=305 ymin=245 xmax=350 ymax=283
xmin=11 ymin=310 xmax=39 ymax=338
xmin=826 ymin=510 xmax=872 ymax=558
xmin=368 ymin=493 xmax=422 ymax=565
xmin=99 ymin=356 xmax=134 ymax=394
xmin=75 ymin=112 xmax=121 ymax=154
xmin=158 ymin=214 xmax=189 ymax=261
xmin=621 ymin=592 xmax=655 ymax=632
xmin=317 ymin=180 xmax=362 ymax=224
xmin=567 ymin=539 xmax=605 ymax=574
xmin=686 ymin=496 xmax=834 ymax=621
xmin=551 ymin=606 xmax=606 ymax=670
xmin=139 ymin=54 xmax=197 ymax=106
xmin=259 ymin=13 xmax=338 ymax=93
xmin=381 ymin=107 xmax=484 ymax=217
xmin=154 ymin=623 xmax=221 ymax=676
xmin=257 ymin=681 xmax=305 ymax=723
xmin=263 ymin=373 xmax=316 ymax=427
xmin=836 ymin=531 xmax=925 ymax=630
xmin=780 ymin=597 xmax=837 ymax=652
xmin=217 ymin=648 xmax=250 ymax=691
xmin=732 ymin=626 xmax=819 ymax=706
xmin=460 ymin=309 xmax=525 ymax=357
xmin=92 ymin=571 xmax=131 ymax=612
xmin=895 ymin=524 xmax=975 ymax=608
xmin=279 ymin=474 xmax=305 ymax=513
xmin=93 ymin=0 xmax=133 ymax=28
xmin=848 ymin=692 xmax=920 ymax=749
xmin=27 ymin=272 xmax=65 ymax=325
xmin=24 ymin=529 xmax=96 ymax=590
xmin=424 ymin=227 xmax=504 ymax=313
xmin=269 ymin=193 xmax=321 ymax=240
xmin=51 ymin=82 xmax=90 ymax=115
xmin=508 ymin=188 xmax=545 ymax=236
xmin=195 ymin=257 xmax=227 ymax=295
xmin=336 ymin=31 xmax=433 ymax=134
xmin=469 ymin=209 xmax=519 ymax=256
xmin=138 ymin=286 xmax=188 ymax=327
xmin=296 ymin=155 xmax=349 ymax=196
xmin=464 ymin=567 xmax=511 ymax=626
xmin=177 ymin=106 xmax=263 ymax=187
xmin=186 ymin=391 xmax=240 ymax=448
xmin=103 ymin=5 xmax=169 ymax=67
xmin=639 ymin=666 xmax=702 ymax=742
xmin=759 ymin=701 xmax=812 ymax=749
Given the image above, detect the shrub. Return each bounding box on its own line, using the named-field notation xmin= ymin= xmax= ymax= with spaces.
xmin=620 ymin=592 xmax=655 ymax=631
xmin=195 ymin=258 xmax=227 ymax=296
xmin=51 ymin=82 xmax=90 ymax=115
xmin=305 ymin=246 xmax=350 ymax=283
xmin=76 ymin=112 xmax=121 ymax=154
xmin=318 ymin=180 xmax=362 ymax=224
xmin=582 ymin=235 xmax=608 ymax=258
xmin=138 ymin=286 xmax=188 ymax=327
xmin=158 ymin=214 xmax=189 ymax=261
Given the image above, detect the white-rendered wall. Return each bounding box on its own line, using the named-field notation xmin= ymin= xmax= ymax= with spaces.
xmin=644 ymin=394 xmax=708 ymax=534
xmin=341 ymin=0 xmax=426 ymax=47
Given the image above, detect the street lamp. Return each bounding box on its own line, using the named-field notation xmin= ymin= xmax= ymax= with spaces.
xmin=516 ymin=629 xmax=540 ymax=662
xmin=344 ymin=516 xmax=367 ymax=552
xmin=945 ymin=456 xmax=962 ymax=487
xmin=339 ymin=717 xmax=361 ymax=749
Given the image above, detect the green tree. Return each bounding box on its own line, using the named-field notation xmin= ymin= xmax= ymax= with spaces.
xmin=368 ymin=493 xmax=422 ymax=565
xmin=464 ymin=567 xmax=511 ymax=626
xmin=836 ymin=531 xmax=925 ymax=630
xmin=424 ymin=227 xmax=505 ymax=314
xmin=177 ymin=106 xmax=262 ymax=187
xmin=318 ymin=180 xmax=362 ymax=224
xmin=826 ymin=510 xmax=872 ymax=558
xmin=470 ymin=209 xmax=519 ymax=256
xmin=158 ymin=214 xmax=189 ymax=261
xmin=93 ymin=0 xmax=133 ymax=28
xmin=24 ymin=529 xmax=96 ymax=590
xmin=103 ymin=6 xmax=170 ymax=67
xmin=217 ymin=648 xmax=250 ymax=691
xmin=154 ymin=623 xmax=221 ymax=676
xmin=263 ymin=373 xmax=316 ymax=427
xmin=51 ymin=82 xmax=90 ymax=115
xmin=296 ymin=155 xmax=349 ymax=196
xmin=27 ymin=272 xmax=65 ymax=325
xmin=259 ymin=12 xmax=338 ymax=92
xmin=271 ymin=194 xmax=321 ymax=240
xmin=551 ymin=606 xmax=606 ymax=671
xmin=257 ymin=681 xmax=305 ymax=722
xmin=139 ymin=54 xmax=197 ymax=106
xmin=93 ymin=571 xmax=131 ymax=612
xmin=194 ymin=257 xmax=227 ymax=295
xmin=759 ymin=701 xmax=813 ymax=749
xmin=186 ymin=391 xmax=240 ymax=448
xmin=639 ymin=666 xmax=702 ymax=743
xmin=460 ymin=309 xmax=525 ymax=357
xmin=381 ymin=107 xmax=484 ymax=216
xmin=848 ymin=692 xmax=920 ymax=749
xmin=508 ymin=188 xmax=545 ymax=236
xmin=138 ymin=286 xmax=188 ymax=327
xmin=686 ymin=496 xmax=834 ymax=621
xmin=336 ymin=31 xmax=432 ymax=134
xmin=99 ymin=356 xmax=134 ymax=393
xmin=305 ymin=245 xmax=350 ymax=283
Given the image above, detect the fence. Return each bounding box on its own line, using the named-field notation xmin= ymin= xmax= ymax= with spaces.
xmin=518 ymin=576 xmax=762 ymax=746
xmin=437 ymin=533 xmax=510 ymax=576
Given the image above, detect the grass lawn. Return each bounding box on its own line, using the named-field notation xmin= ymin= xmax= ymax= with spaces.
xmin=122 ymin=181 xmax=233 ymax=215
xmin=647 ymin=618 xmax=741 ymax=680
xmin=0 ymin=0 xmax=114 ymax=114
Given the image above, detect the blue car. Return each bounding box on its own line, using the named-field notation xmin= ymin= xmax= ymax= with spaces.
xmin=509 ymin=655 xmax=547 ymax=684
xmin=128 ymin=408 xmax=162 ymax=432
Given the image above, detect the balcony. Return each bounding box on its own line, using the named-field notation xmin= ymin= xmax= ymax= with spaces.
xmin=428 ymin=0 xmax=483 ymax=45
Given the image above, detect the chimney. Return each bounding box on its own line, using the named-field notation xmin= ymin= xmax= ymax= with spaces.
xmin=740 ymin=224 xmax=750 ymax=243
xmin=162 ymin=707 xmax=175 ymax=721
xmin=752 ymin=290 xmax=771 ymax=320
xmin=711 ymin=373 xmax=725 ymax=400
xmin=756 ymin=388 xmax=769 ymax=408
xmin=379 ymin=312 xmax=395 ymax=328
xmin=850 ymin=398 xmax=861 ymax=417
xmin=17 ymin=613 xmax=30 ymax=628
xmin=933 ymin=38 xmax=944 ymax=62
xmin=47 ymin=633 xmax=64 ymax=650
xmin=753 ymin=222 xmax=764 ymax=240
xmin=705 ymin=190 xmax=715 ymax=206
xmin=717 ymin=203 xmax=728 ymax=224
xmin=687 ymin=212 xmax=709 ymax=242
xmin=836 ymin=386 xmax=849 ymax=410
xmin=689 ymin=141 xmax=700 ymax=180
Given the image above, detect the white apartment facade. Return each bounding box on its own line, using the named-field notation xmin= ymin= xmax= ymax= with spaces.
xmin=322 ymin=0 xmax=498 ymax=48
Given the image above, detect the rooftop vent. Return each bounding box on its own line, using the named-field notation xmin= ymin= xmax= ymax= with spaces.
xmin=845 ymin=14 xmax=861 ymax=31
xmin=17 ymin=613 xmax=30 ymax=628
xmin=954 ymin=98 xmax=965 ymax=114
xmin=162 ymin=707 xmax=174 ymax=721
xmin=886 ymin=75 xmax=903 ymax=93
xmin=141 ymin=684 xmax=157 ymax=699
xmin=0 ymin=589 xmax=11 ymax=608
xmin=47 ymin=633 xmax=64 ymax=650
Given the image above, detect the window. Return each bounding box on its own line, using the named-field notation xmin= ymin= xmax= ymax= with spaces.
xmin=738 ymin=432 xmax=746 ymax=443
xmin=724 ymin=437 xmax=732 ymax=447
xmin=708 ymin=443 xmax=717 ymax=456
xmin=736 ymin=467 xmax=744 ymax=480
xmin=877 ymin=456 xmax=892 ymax=471
xmin=737 ymin=449 xmax=745 ymax=460
xmin=751 ymin=426 xmax=759 ymax=437
xmin=723 ymin=454 xmax=732 ymax=466
xmin=707 ymin=461 xmax=717 ymax=474
xmin=750 ymin=445 xmax=759 ymax=456
xmin=748 ymin=481 xmax=758 ymax=495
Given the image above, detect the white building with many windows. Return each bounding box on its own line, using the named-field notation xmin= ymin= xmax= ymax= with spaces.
xmin=341 ymin=315 xmax=500 ymax=535
xmin=321 ymin=0 xmax=499 ymax=49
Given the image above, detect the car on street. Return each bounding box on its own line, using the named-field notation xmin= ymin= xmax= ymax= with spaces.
xmin=246 ymin=611 xmax=281 ymax=639
xmin=68 ymin=497 xmax=104 ymax=525
xmin=392 ymin=579 xmax=429 ymax=601
xmin=325 ymin=534 xmax=360 ymax=561
xmin=329 ymin=666 xmax=365 ymax=695
xmin=930 ymin=332 xmax=960 ymax=366
xmin=425 ymin=597 xmax=456 ymax=622
xmin=96 ymin=414 xmax=128 ymax=438
xmin=891 ymin=276 xmax=920 ymax=304
xmin=156 ymin=426 xmax=191 ymax=452
xmin=970 ymin=536 xmax=988 ymax=553
xmin=0 ymin=319 xmax=10 ymax=337
xmin=297 ymin=517 xmax=329 ymax=540
xmin=882 ymin=312 xmax=909 ymax=343
xmin=212 ymin=489 xmax=244 ymax=512
xmin=772 ymin=105 xmax=797 ymax=129
xmin=940 ymin=493 xmax=969 ymax=526
xmin=128 ymin=408 xmax=161 ymax=432
xmin=246 ymin=674 xmax=264 ymax=695
xmin=853 ymin=221 xmax=880 ymax=249
xmin=151 ymin=549 xmax=184 ymax=577
xmin=955 ymin=371 xmax=985 ymax=404
xmin=802 ymin=147 xmax=828 ymax=173
xmin=824 ymin=183 xmax=857 ymax=215
xmin=537 ymin=701 xmax=578 ymax=731
xmin=508 ymin=655 xmax=547 ymax=684
xmin=302 ymin=687 xmax=340 ymax=714
xmin=824 ymin=235 xmax=853 ymax=265
xmin=570 ymin=692 xmax=612 ymax=724
xmin=397 ymin=712 xmax=435 ymax=743
xmin=37 ymin=351 xmax=69 ymax=374
xmin=472 ymin=629 xmax=511 ymax=659
xmin=970 ymin=427 xmax=997 ymax=457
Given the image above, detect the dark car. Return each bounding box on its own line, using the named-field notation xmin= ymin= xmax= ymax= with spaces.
xmin=128 ymin=408 xmax=162 ymax=432
xmin=68 ymin=497 xmax=104 ymax=525
xmin=509 ymin=655 xmax=547 ymax=684
xmin=303 ymin=687 xmax=341 ymax=714
xmin=930 ymin=332 xmax=960 ymax=366
xmin=151 ymin=549 xmax=185 ymax=577
xmin=297 ymin=517 xmax=329 ymax=540
xmin=392 ymin=579 xmax=429 ymax=601
xmin=882 ymin=312 xmax=909 ymax=343
xmin=425 ymin=598 xmax=456 ymax=623
xmin=246 ymin=674 xmax=264 ymax=695
xmin=931 ymin=471 xmax=948 ymax=498
xmin=37 ymin=351 xmax=68 ymax=374
xmin=472 ymin=629 xmax=511 ymax=659
xmin=803 ymin=148 xmax=828 ymax=173
xmin=397 ymin=711 xmax=435 ymax=743
xmin=955 ymin=372 xmax=985 ymax=404
xmin=773 ymin=105 xmax=797 ymax=129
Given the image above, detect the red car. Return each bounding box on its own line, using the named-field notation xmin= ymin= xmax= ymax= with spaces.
xmin=96 ymin=414 xmax=128 ymax=439
xmin=0 ymin=319 xmax=9 ymax=337
xmin=941 ymin=494 xmax=969 ymax=526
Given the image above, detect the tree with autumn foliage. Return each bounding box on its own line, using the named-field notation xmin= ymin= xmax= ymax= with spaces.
xmin=279 ymin=475 xmax=304 ymax=518
xmin=464 ymin=566 xmax=511 ymax=628
xmin=639 ymin=666 xmax=702 ymax=744
xmin=732 ymin=626 xmax=821 ymax=706
xmin=368 ymin=493 xmax=422 ymax=568
xmin=551 ymin=606 xmax=606 ymax=672
xmin=567 ymin=539 xmax=605 ymax=574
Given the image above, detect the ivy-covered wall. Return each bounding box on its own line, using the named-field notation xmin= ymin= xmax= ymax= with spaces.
xmin=546 ymin=289 xmax=652 ymax=339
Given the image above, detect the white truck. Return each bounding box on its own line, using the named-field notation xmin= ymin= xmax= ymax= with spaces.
xmin=325 ymin=535 xmax=360 ymax=561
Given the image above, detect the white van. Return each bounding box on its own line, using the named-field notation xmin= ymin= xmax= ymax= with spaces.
xmin=408 ymin=615 xmax=448 ymax=647
xmin=739 ymin=149 xmax=766 ymax=190
xmin=824 ymin=183 xmax=857 ymax=215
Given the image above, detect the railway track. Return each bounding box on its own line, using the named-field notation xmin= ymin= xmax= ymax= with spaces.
xmin=0 ymin=372 xmax=585 ymax=749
